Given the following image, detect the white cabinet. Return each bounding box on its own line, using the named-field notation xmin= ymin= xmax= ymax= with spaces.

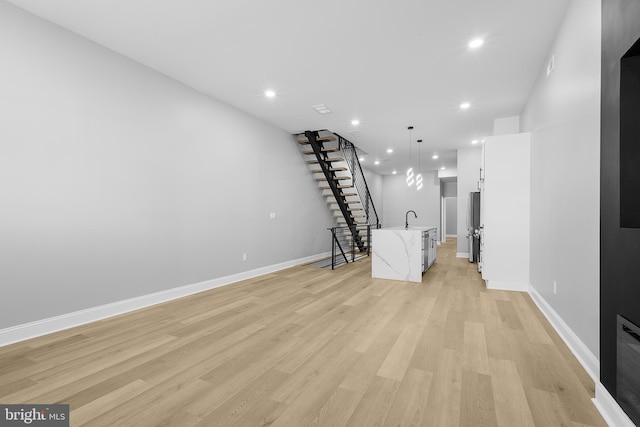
xmin=425 ymin=228 xmax=437 ymax=270
xmin=480 ymin=132 xmax=531 ymax=291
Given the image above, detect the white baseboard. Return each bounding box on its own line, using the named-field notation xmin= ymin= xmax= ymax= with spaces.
xmin=456 ymin=252 xmax=469 ymax=258
xmin=0 ymin=251 xmax=331 ymax=347
xmin=593 ymin=383 xmax=636 ymax=427
xmin=486 ymin=280 xmax=529 ymax=292
xmin=446 ymin=234 xmax=457 ymax=237
xmin=525 ymin=286 xmax=630 ymax=426
xmin=527 ymin=284 xmax=599 ymax=382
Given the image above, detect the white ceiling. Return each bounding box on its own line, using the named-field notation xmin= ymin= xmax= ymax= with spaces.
xmin=6 ymin=0 xmax=570 ymax=175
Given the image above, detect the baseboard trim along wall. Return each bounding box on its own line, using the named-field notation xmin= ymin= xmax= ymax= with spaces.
xmin=486 ymin=280 xmax=529 ymax=292
xmin=0 ymin=251 xmax=331 ymax=347
xmin=593 ymin=383 xmax=636 ymax=427
xmin=527 ymin=285 xmax=599 ymax=381
xmin=456 ymin=252 xmax=469 ymax=258
xmin=526 ymin=286 xmax=636 ymax=427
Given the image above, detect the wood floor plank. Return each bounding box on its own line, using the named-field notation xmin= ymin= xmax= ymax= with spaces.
xmin=89 ymin=378 xmax=212 ymax=427
xmin=495 ymin=299 xmax=524 ymax=330
xmin=383 ymin=367 xmax=433 ymax=427
xmin=377 ymin=322 xmax=422 ymax=381
xmin=463 ymin=321 xmax=491 ymax=376
xmin=444 ymin=309 xmax=466 ymax=351
xmin=308 ymin=387 xmax=362 ymax=427
xmin=345 ymin=375 xmax=400 ymax=427
xmin=269 ymin=347 xmax=361 ymax=426
xmin=489 ymin=357 xmax=536 ymax=427
xmin=340 ymin=334 xmax=397 ymax=394
xmin=509 ymin=291 xmax=554 ymax=345
xmin=70 ymin=379 xmax=150 ymax=425
xmin=524 ymin=386 xmax=573 ymax=427
xmin=270 ymin=331 xmax=356 ymax=405
xmin=196 ymin=368 xmax=289 ymax=427
xmin=184 ymin=332 xmax=303 ymax=417
xmin=422 ymin=348 xmax=463 ymax=427
xmin=348 ymin=292 xmax=406 ymax=353
xmin=0 ymin=377 xmax=37 ymax=399
xmin=2 ymin=334 xmax=178 ymax=404
xmin=0 ymin=238 xmax=606 ymax=427
xmin=275 ymin=319 xmax=349 ymax=373
xmin=459 ymin=370 xmax=498 ymax=427
xmin=408 ymin=324 xmax=446 ymax=373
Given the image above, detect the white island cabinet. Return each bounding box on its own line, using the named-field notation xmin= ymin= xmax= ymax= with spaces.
xmin=371 ymin=227 xmax=437 ymax=283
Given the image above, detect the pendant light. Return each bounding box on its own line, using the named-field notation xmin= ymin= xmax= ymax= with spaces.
xmin=416 ymin=139 xmax=423 ymax=191
xmin=406 ymin=126 xmax=414 ymax=187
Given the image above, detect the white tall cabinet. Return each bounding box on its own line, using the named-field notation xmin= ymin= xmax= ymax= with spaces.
xmin=480 ymin=132 xmax=531 ymax=291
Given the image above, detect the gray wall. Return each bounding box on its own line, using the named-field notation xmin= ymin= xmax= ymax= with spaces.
xmin=456 ymin=148 xmax=482 ymax=254
xmin=363 ymin=167 xmax=384 ymax=225
xmin=0 ymin=2 xmax=334 ymax=329
xmin=382 ymin=172 xmax=440 ymax=235
xmin=445 ymin=198 xmax=457 ymax=236
xmin=520 ymin=0 xmax=601 ymax=358
xmin=442 ymin=181 xmax=457 ymax=197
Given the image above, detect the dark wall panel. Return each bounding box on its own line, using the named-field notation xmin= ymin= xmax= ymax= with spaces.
xmin=601 ymin=0 xmax=640 ymax=397
xmin=620 ymin=50 xmax=640 ymax=228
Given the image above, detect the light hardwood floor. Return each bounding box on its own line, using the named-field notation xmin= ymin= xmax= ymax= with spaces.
xmin=0 ymin=238 xmax=607 ymax=426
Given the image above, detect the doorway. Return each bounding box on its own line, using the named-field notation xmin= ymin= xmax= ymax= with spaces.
xmin=445 ymin=197 xmax=457 ymax=238
xmin=440 ymin=177 xmax=458 ymax=243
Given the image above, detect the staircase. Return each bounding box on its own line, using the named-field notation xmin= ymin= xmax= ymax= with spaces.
xmin=296 ymin=130 xmax=380 ymax=268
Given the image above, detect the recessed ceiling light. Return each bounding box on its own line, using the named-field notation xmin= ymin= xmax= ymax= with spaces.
xmin=387 ymin=148 xmax=393 ymax=154
xmin=432 ymin=154 xmax=438 ymax=159
xmin=392 ymin=170 xmax=397 ymax=175
xmin=471 ymin=139 xmax=479 ymax=144
xmin=351 ymin=119 xmax=360 ymax=126
xmin=460 ymin=102 xmax=471 ymax=110
xmin=359 ymin=156 xmax=364 ymax=162
xmin=264 ymin=90 xmax=276 ymax=98
xmin=312 ymin=104 xmax=332 ymax=114
xmin=469 ymin=38 xmax=484 ymax=49
xmin=374 ymin=160 xmax=380 ymax=165
xmin=441 ymin=166 xmax=446 ymax=170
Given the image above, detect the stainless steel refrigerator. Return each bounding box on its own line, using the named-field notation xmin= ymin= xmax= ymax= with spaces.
xmin=467 ymin=192 xmax=481 ymax=263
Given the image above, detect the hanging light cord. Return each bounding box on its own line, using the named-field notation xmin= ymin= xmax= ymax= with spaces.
xmin=408 ymin=126 xmax=413 ymax=164
xmin=406 ymin=126 xmax=415 ymax=187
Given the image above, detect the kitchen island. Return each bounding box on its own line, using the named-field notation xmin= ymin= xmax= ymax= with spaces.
xmin=371 ymin=227 xmax=437 ymax=283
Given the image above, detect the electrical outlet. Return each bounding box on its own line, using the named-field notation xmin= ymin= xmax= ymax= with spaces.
xmin=553 ymin=280 xmax=557 ymax=295
xmin=270 ymin=212 xmax=276 ymax=219
xmin=242 ymin=253 xmax=248 ymax=262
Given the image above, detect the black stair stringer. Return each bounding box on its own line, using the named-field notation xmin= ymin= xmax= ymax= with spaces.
xmin=304 ymin=130 xmax=366 ymax=252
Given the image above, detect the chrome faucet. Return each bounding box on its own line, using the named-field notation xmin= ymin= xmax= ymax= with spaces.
xmin=405 ymin=210 xmax=417 ymax=229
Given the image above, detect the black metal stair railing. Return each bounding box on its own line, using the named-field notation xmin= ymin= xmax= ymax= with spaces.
xmin=330 ymin=224 xmax=371 ymax=269
xmin=334 ymin=133 xmax=380 ymax=228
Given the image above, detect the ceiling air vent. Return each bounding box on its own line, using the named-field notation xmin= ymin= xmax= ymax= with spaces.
xmin=311 ymin=104 xmax=332 ymax=114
